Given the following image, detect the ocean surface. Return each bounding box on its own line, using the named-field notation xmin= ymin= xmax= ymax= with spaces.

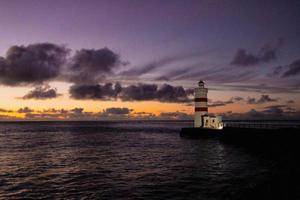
xmin=0 ymin=121 xmax=299 ymax=199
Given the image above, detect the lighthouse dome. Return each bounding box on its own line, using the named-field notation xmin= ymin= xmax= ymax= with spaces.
xmin=198 ymin=80 xmax=204 ymax=87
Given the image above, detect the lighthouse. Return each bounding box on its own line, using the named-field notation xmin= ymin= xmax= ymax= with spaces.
xmin=194 ymin=80 xmax=208 ymax=127
xmin=194 ymin=80 xmax=223 ymax=129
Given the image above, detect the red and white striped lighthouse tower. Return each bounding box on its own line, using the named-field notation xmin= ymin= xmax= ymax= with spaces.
xmin=194 ymin=80 xmax=208 ymax=127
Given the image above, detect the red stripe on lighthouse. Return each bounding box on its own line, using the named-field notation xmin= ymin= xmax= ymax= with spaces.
xmin=195 ymin=107 xmax=208 ymax=112
xmin=195 ymin=98 xmax=207 ymax=102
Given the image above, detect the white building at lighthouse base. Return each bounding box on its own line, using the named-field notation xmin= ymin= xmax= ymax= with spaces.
xmin=202 ymin=115 xmax=223 ymax=129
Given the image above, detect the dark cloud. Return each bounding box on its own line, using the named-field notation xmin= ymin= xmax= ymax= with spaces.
xmin=211 ymin=83 xmax=300 ymax=94
xmin=220 ymin=105 xmax=300 ymax=120
xmin=120 ymin=83 xmax=193 ymax=102
xmin=0 ymin=107 xmax=133 ymax=120
xmin=69 ymin=83 xmax=193 ymax=103
xmin=258 ymin=42 xmax=280 ymax=62
xmin=100 ymin=107 xmax=137 ymax=120
xmin=67 ymin=48 xmax=122 ymax=83
xmin=114 ymin=82 xmax=122 ymax=95
xmin=208 ymin=96 xmax=244 ymax=107
xmin=25 ymin=113 xmax=65 ymax=120
xmin=208 ymin=95 xmax=278 ymax=108
xmin=281 ymin=59 xmax=300 ymax=77
xmin=24 ymin=107 xmax=96 ymax=120
xmin=21 ymin=85 xmax=62 ymax=100
xmin=103 ymin=107 xmax=133 ymax=115
xmin=209 ymin=101 xmax=230 ymax=108
xmin=132 ymin=111 xmax=156 ymax=118
xmin=157 ymin=84 xmax=192 ymax=102
xmin=70 ymin=107 xmax=84 ymax=114
xmin=121 ymin=83 xmax=157 ymax=101
xmin=37 ymin=107 xmax=134 ymax=120
xmin=230 ymin=49 xmax=260 ymax=66
xmin=18 ymin=107 xmax=34 ymax=113
xmin=257 ymin=95 xmax=278 ymax=103
xmin=0 ymin=43 xmax=68 ymax=86
xmin=271 ymin=66 xmax=283 ymax=76
xmin=230 ymin=39 xmax=283 ymax=66
xmin=0 ymin=108 xmax=13 ymax=113
xmin=287 ymin=100 xmax=295 ymax=104
xmin=69 ymin=83 xmax=121 ymax=100
xmin=247 ymin=95 xmax=278 ymax=104
xmin=0 ymin=44 xmax=123 ymax=86
xmin=66 ymin=108 xmax=96 ymax=119
xmin=263 ymin=105 xmax=285 ymax=115
xmin=246 ymin=97 xmax=256 ymax=104
xmin=0 ymin=114 xmax=17 ymax=120
xmin=159 ymin=111 xmax=193 ymax=120
xmin=41 ymin=108 xmax=68 ymax=114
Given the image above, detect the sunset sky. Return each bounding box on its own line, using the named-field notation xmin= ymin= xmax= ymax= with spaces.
xmin=0 ymin=0 xmax=299 ymax=120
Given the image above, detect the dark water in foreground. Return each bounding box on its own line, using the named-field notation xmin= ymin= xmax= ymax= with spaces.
xmin=0 ymin=121 xmax=299 ymax=199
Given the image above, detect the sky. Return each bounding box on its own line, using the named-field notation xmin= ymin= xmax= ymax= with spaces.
xmin=0 ymin=0 xmax=299 ymax=120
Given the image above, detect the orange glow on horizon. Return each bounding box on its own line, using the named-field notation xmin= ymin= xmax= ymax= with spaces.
xmin=1 ymin=83 xmax=299 ymax=120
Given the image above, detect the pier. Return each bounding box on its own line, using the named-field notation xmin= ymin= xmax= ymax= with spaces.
xmin=223 ymin=120 xmax=300 ymax=129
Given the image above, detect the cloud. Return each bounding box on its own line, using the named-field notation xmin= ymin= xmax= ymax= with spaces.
xmin=159 ymin=111 xmax=193 ymax=120
xmin=24 ymin=107 xmax=96 ymax=120
xmin=287 ymin=100 xmax=295 ymax=104
xmin=154 ymin=68 xmax=192 ymax=81
xmin=24 ymin=113 xmax=65 ymax=120
xmin=0 ymin=43 xmax=69 ymax=86
xmin=207 ymin=95 xmax=278 ymax=108
xmin=66 ymin=108 xmax=97 ymax=119
xmin=119 ymin=49 xmax=215 ymax=78
xmin=281 ymin=59 xmax=300 ymax=78
xmin=18 ymin=107 xmax=34 ymax=113
xmin=67 ymin=48 xmax=122 ymax=83
xmin=20 ymin=85 xmax=62 ymax=100
xmin=41 ymin=108 xmax=68 ymax=114
xmin=120 ymin=83 xmax=193 ymax=102
xmin=120 ymin=56 xmax=184 ymax=77
xmin=69 ymin=82 xmax=193 ymax=103
xmin=69 ymin=83 xmax=121 ymax=100
xmin=0 ymin=44 xmax=124 ymax=86
xmin=220 ymin=105 xmax=300 ymax=120
xmin=270 ymin=65 xmax=283 ymax=77
xmin=0 ymin=108 xmax=13 ymax=113
xmin=70 ymin=107 xmax=84 ymax=114
xmin=208 ymin=96 xmax=244 ymax=107
xmin=230 ymin=39 xmax=283 ymax=66
xmin=102 ymin=107 xmax=133 ymax=115
xmin=0 ymin=114 xmax=18 ymax=120
xmin=262 ymin=105 xmax=285 ymax=115
xmin=166 ymin=64 xmax=257 ymax=84
xmin=132 ymin=111 xmax=156 ymax=119
xmin=120 ymin=83 xmax=157 ymax=101
xmin=211 ymin=83 xmax=300 ymax=94
xmin=1 ymin=106 xmax=135 ymax=120
xmin=230 ymin=49 xmax=260 ymax=66
xmin=27 ymin=107 xmax=135 ymax=120
xmin=247 ymin=95 xmax=278 ymax=104
xmin=257 ymin=95 xmax=278 ymax=103
xmin=3 ymin=104 xmax=299 ymax=121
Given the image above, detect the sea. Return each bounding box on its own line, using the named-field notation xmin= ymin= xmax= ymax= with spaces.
xmin=0 ymin=120 xmax=299 ymax=199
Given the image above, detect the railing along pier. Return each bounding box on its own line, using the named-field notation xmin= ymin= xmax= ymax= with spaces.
xmin=223 ymin=120 xmax=300 ymax=129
